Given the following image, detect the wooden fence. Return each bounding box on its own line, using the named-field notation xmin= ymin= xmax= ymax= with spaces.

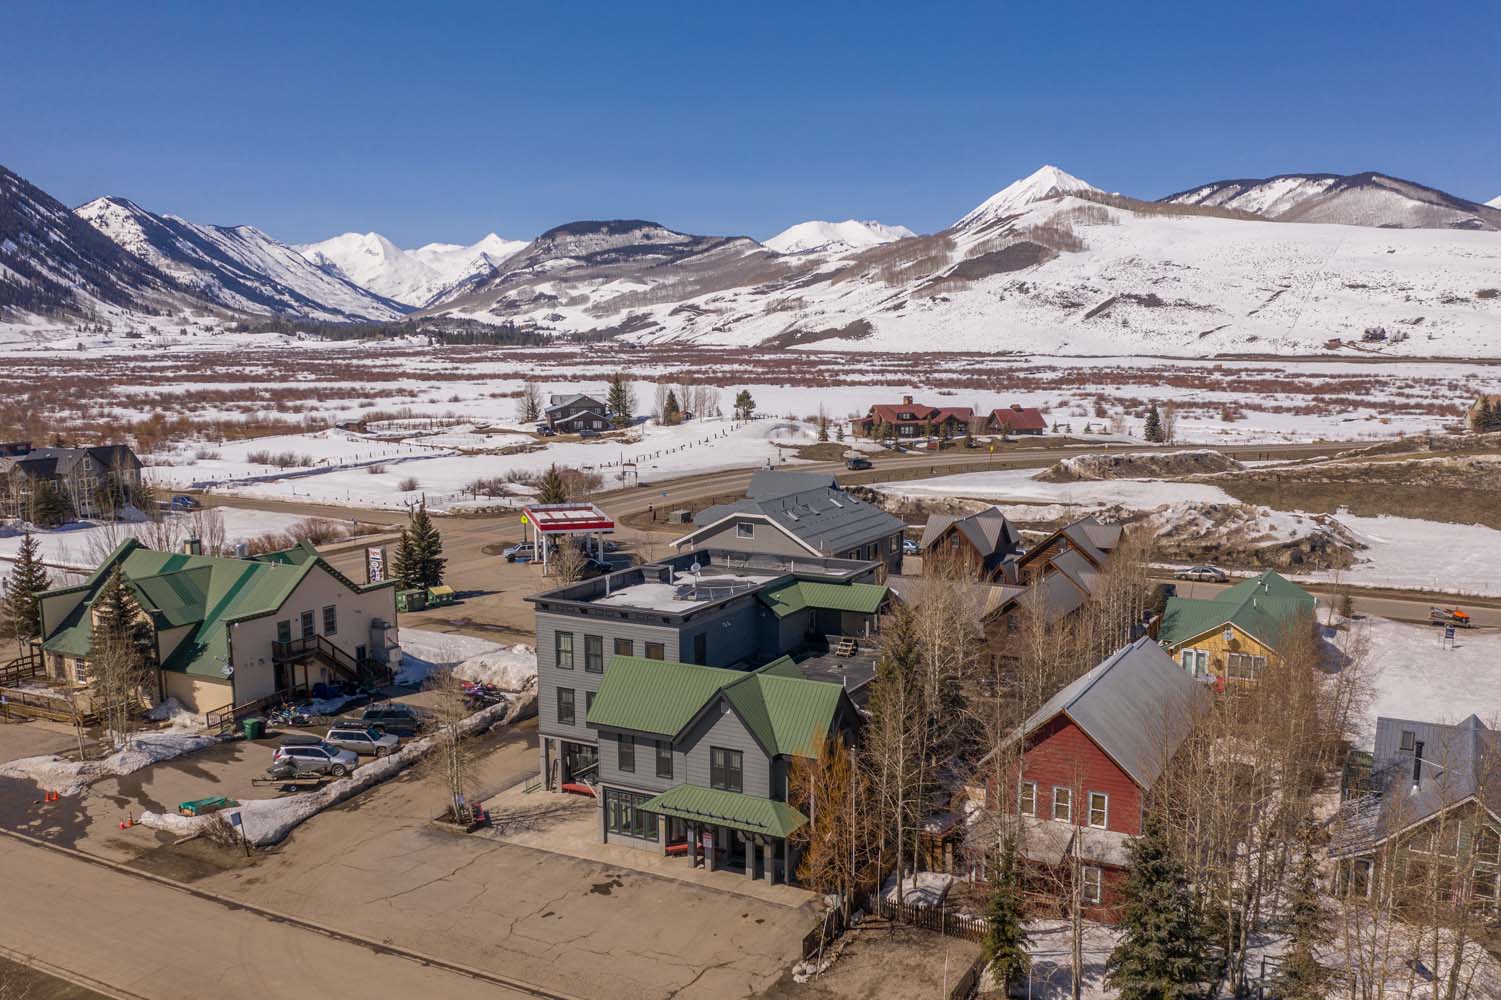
xmin=862 ymin=891 xmax=989 ymax=943
xmin=947 ymin=952 xmax=988 ymax=1000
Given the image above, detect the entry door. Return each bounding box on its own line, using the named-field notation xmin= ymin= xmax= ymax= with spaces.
xmin=693 ymin=633 xmax=707 ymax=665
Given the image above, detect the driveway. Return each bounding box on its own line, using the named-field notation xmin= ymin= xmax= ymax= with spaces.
xmin=184 ymin=719 xmax=815 ymax=1000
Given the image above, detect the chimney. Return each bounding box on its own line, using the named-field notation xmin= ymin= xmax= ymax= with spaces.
xmin=182 ymin=538 xmax=202 ymax=556
xmin=901 ymin=395 xmax=914 ymax=406
xmin=1412 ymin=740 xmax=1424 ymax=788
xmin=1011 ymin=403 xmax=1023 ymax=411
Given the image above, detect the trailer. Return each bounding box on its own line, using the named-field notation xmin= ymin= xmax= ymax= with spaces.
xmin=1428 ymin=606 xmax=1472 ymax=628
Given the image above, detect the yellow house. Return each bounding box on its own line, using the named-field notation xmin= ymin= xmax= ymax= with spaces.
xmin=1158 ymin=570 xmax=1315 ymax=683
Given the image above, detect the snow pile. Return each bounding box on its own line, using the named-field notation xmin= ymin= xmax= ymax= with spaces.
xmin=454 ymin=644 xmax=538 ymax=692
xmin=145 ymin=697 xmax=206 ymax=733
xmin=139 ymin=688 xmax=535 ymax=846
xmin=0 ymin=732 xmax=217 ymax=796
xmin=880 ymin=871 xmax=957 ymax=908
xmin=395 ymin=627 xmax=507 ymax=685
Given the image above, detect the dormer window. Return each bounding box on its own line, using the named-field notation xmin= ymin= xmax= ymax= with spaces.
xmin=1400 ymin=730 xmax=1416 ymax=752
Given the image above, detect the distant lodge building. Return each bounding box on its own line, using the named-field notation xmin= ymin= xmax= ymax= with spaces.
xmin=852 ymin=397 xmax=1049 ymax=438
xmin=0 ymin=442 xmax=142 ymax=521
xmin=35 ymin=539 xmax=399 ymax=718
xmin=671 ymin=471 xmax=905 ymax=577
xmin=544 ymin=393 xmax=610 ymax=433
xmin=526 ymin=548 xmax=888 ymax=883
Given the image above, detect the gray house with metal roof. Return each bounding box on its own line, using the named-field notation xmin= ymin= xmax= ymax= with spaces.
xmin=0 ymin=443 xmax=142 ymax=521
xmin=1331 ymin=714 xmax=1500 ymax=907
xmin=544 ymin=393 xmax=610 ymax=433
xmin=671 ymin=471 xmax=904 ymax=575
xmin=919 ymin=506 xmax=1023 ymax=580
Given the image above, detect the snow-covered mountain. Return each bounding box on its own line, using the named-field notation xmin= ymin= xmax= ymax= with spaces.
xmin=1489 ymin=195 xmax=1501 ymax=209
xmin=1 ymin=165 xmax=183 ymax=321
xmin=956 ymin=165 xmax=1101 ymax=229
xmin=1162 ymin=172 xmax=1501 ymax=231
xmin=76 ymin=197 xmax=407 ymax=321
xmin=763 ymin=219 xmax=915 ymax=255
xmin=426 ymin=167 xmax=1501 ymax=358
xmin=297 ymin=232 xmax=525 ymax=307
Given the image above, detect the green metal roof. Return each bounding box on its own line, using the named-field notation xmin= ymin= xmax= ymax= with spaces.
xmin=639 ymin=784 xmax=808 ymax=838
xmin=1159 ymin=570 xmax=1316 ymax=649
xmin=754 ymin=655 xmax=802 ymax=679
xmin=586 ymin=654 xmax=847 ymax=759
xmin=757 ymin=580 xmax=888 ymax=619
xmin=38 ymin=538 xmax=386 ymax=680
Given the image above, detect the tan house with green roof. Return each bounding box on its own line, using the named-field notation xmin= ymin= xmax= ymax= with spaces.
xmin=1157 ymin=570 xmax=1316 ymax=684
xmin=36 ymin=538 xmax=399 ymax=719
xmin=586 ymin=653 xmax=858 ymax=883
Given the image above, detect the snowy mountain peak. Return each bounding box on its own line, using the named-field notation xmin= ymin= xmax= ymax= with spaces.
xmin=1163 ymin=172 xmax=1501 ymax=231
xmin=298 ymin=231 xmax=525 ymax=307
xmin=956 ymin=165 xmax=1101 ymax=228
xmin=1489 ymin=195 xmax=1501 ymax=209
xmin=763 ymin=219 xmax=916 ymax=255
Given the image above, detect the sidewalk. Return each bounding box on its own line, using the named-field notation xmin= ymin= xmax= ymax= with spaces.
xmin=483 ymin=780 xmax=815 ymax=908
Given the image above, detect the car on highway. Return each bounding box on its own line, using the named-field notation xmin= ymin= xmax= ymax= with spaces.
xmin=323 ymin=725 xmax=400 ymax=757
xmin=270 ymin=741 xmax=358 ymax=778
xmin=169 ymin=494 xmax=202 ymax=511
xmin=359 ymin=703 xmax=426 ymax=737
xmin=844 ymin=455 xmax=873 ymax=471
xmin=1175 ymin=564 xmax=1228 ymax=583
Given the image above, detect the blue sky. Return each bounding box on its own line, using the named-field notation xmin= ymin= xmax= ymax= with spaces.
xmin=4 ymin=1 xmax=1498 ymax=247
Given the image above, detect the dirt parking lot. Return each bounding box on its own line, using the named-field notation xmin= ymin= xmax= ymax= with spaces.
xmin=0 ymin=718 xmax=79 ymax=763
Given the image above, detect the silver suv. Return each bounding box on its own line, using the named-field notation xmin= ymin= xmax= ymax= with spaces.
xmin=323 ymin=726 xmax=400 ymax=758
xmin=271 ymin=741 xmax=359 ymax=777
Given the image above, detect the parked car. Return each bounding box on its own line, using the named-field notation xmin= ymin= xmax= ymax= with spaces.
xmin=271 ymin=741 xmax=358 ymax=777
xmin=502 ymin=541 xmax=537 ymax=563
xmin=1175 ymin=565 xmax=1228 ymax=583
xmin=902 ymin=538 xmax=920 ymax=555
xmin=360 ymin=703 xmax=425 ymax=737
xmin=844 ymin=455 xmax=872 ymax=471
xmin=323 ymin=725 xmax=400 ymax=757
xmin=535 ymin=424 xmax=555 ymax=436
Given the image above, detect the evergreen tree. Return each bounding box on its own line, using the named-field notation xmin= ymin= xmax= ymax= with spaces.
xmin=817 ymin=410 xmax=829 ymax=442
xmin=29 ymin=479 xmax=70 ymax=528
xmin=607 ymin=373 xmax=635 ymax=428
xmin=394 ymin=502 xmax=445 ymax=588
xmin=1143 ymin=405 xmax=1165 ymax=443
xmin=982 ymin=837 xmax=1032 ymax=992
xmin=1272 ymin=829 xmax=1328 ymax=1000
xmin=662 ymin=390 xmax=681 ymax=425
xmin=537 ymin=464 xmax=569 ymax=504
xmin=733 ymin=389 xmax=755 ymax=421
xmin=1105 ymin=812 xmax=1205 ymax=1000
xmin=1 ymin=532 xmax=51 ymax=649
xmin=834 ymin=422 xmax=845 ymax=442
xmin=519 ymin=382 xmax=542 ymax=423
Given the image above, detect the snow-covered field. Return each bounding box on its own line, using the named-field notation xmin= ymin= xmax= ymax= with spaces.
xmin=1349 ymin=616 xmax=1501 ymax=741
xmin=0 ymin=506 xmax=341 ymax=570
xmin=149 ymin=416 xmax=819 ymax=511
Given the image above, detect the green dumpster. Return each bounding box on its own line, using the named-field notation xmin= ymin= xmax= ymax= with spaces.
xmin=242 ymin=717 xmax=264 ymax=741
xmin=178 ymin=796 xmax=238 ymax=817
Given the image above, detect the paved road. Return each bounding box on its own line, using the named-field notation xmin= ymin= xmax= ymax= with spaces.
xmin=1163 ymin=577 xmax=1501 ymax=628
xmin=0 ymin=833 xmax=563 ymax=1000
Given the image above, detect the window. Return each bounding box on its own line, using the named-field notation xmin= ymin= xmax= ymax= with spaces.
xmin=737 ymin=522 xmax=754 ymax=539
xmin=604 ymin=788 xmax=656 ymax=840
xmin=618 ymin=734 xmax=635 ymax=773
xmin=557 ymin=687 xmax=575 ymax=726
xmin=555 ymin=631 xmax=575 ymax=669
xmin=72 ymin=659 xmax=89 ymax=685
xmin=584 ymin=635 xmax=603 ymax=673
xmin=1475 ymin=825 xmax=1500 ymax=864
xmin=1018 ymin=781 xmax=1037 ymax=816
xmin=1181 ymin=649 xmax=1208 ymax=678
xmin=1052 ymin=787 xmax=1073 ymax=823
xmin=1088 ymin=792 xmax=1109 ymax=829
xmin=322 ymin=605 xmax=337 ymax=636
xmin=710 ymin=747 xmax=743 ymax=793
xmin=1474 ymin=870 xmax=1499 ymax=903
xmin=1081 ymin=866 xmax=1102 ymax=904
xmin=1400 ymin=730 xmax=1416 ymax=752
xmin=656 ymin=740 xmax=673 ymax=779
xmin=644 ymin=641 xmax=665 ymax=661
xmin=300 ymin=610 xmax=315 ymax=639
xmin=613 ymin=637 xmax=634 ymax=657
xmin=277 ymin=620 xmax=291 ymax=644
xmin=1227 ymin=652 xmax=1267 ymax=681
xmin=1349 ymin=859 xmax=1373 ymax=898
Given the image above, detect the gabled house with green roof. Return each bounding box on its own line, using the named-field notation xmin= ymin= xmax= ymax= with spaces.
xmin=585 ymin=653 xmax=858 ymax=883
xmin=36 ymin=538 xmax=398 ymax=718
xmin=1157 ymin=570 xmax=1316 ymax=684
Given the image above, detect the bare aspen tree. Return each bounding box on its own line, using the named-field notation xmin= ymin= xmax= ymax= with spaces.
xmin=428 ymin=666 xmax=475 ymax=825
xmin=550 ymin=540 xmax=587 ymax=583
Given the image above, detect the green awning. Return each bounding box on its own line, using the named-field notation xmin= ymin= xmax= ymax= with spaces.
xmin=757 ymin=580 xmax=888 ymax=619
xmin=640 ymin=784 xmax=808 ymax=839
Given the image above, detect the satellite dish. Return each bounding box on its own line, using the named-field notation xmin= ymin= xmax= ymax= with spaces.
xmin=689 ymin=560 xmax=702 ymax=577
xmin=220 ymin=663 xmax=234 ymax=678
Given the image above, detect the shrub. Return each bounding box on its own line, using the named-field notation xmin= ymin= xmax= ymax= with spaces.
xmin=398 ymin=476 xmax=420 ymax=492
xmin=367 ymin=463 xmax=386 ymax=475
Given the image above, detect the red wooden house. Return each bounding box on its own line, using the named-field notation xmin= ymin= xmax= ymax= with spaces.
xmin=855 ymin=396 xmax=975 ymax=439
xmin=992 ymin=637 xmax=1206 ymax=920
xmin=989 ymin=404 xmax=1048 ymax=435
